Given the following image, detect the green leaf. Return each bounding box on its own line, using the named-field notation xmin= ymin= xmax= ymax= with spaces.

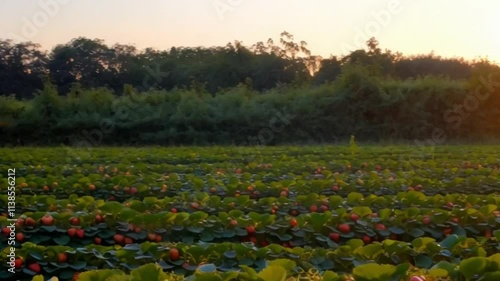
xmin=322 ymin=270 xmax=340 ymax=281
xmin=257 ymin=265 xmax=286 ymax=281
xmin=459 ymin=257 xmax=488 ymax=280
xmin=415 ymin=254 xmax=433 ymax=269
xmin=268 ymin=259 xmax=296 ymax=271
xmin=130 ymin=264 xmax=169 ymax=281
xmin=439 ymin=234 xmax=464 ymax=249
xmin=353 ymin=263 xmax=396 ymax=281
xmin=408 ymin=228 xmax=425 ymax=238
xmin=53 ymin=235 xmax=70 ymax=245
xmin=78 ymin=269 xmax=126 ymax=281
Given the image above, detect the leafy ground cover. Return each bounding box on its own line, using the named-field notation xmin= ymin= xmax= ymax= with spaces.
xmin=0 ymin=145 xmax=499 ymax=280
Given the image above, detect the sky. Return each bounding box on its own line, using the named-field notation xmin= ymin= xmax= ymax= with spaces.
xmin=0 ymin=0 xmax=499 ymax=62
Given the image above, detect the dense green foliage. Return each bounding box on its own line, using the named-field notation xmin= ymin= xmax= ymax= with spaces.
xmin=1 ymin=146 xmax=499 ymax=280
xmin=1 ymin=33 xmax=500 ymax=145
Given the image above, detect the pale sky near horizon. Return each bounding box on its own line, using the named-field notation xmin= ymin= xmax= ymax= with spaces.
xmin=0 ymin=0 xmax=499 ymax=63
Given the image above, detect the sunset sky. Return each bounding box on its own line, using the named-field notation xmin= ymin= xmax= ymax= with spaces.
xmin=1 ymin=0 xmax=499 ymax=62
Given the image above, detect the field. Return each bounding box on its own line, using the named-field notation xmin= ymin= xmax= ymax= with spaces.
xmin=1 ymin=145 xmax=500 ymax=281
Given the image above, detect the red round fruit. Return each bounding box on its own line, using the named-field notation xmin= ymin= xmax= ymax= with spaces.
xmin=290 ymin=218 xmax=298 ymax=227
xmin=28 ymin=263 xmax=41 ymax=273
xmin=338 ymin=224 xmax=350 ymax=233
xmin=15 ymin=232 xmax=24 ymax=241
xmin=362 ymin=235 xmax=371 ymax=244
xmin=331 ymin=185 xmax=339 ymax=191
xmin=375 ymin=223 xmax=386 ymax=230
xmin=70 ymin=217 xmax=80 ymax=226
xmin=170 ymin=208 xmax=177 ymax=213
xmin=230 ymin=219 xmax=238 ymax=226
xmin=191 ymin=202 xmax=200 ymax=209
xmin=329 ymin=232 xmax=340 ymax=242
xmin=246 ymin=225 xmax=255 ymax=234
xmin=169 ymin=248 xmax=180 ymax=261
xmin=309 ymin=205 xmax=318 ymax=212
xmin=154 ymin=234 xmax=162 ymax=242
xmin=124 ymin=237 xmax=133 ymax=244
xmin=147 ymin=233 xmax=156 ymax=241
xmin=320 ymin=205 xmax=328 ymax=212
xmin=41 ymin=214 xmax=54 ymax=226
xmin=2 ymin=227 xmax=10 ymax=235
xmin=422 ymin=216 xmax=431 ymax=225
xmin=58 ymin=253 xmax=67 ymax=263
xmin=67 ymin=228 xmax=77 ymax=237
xmin=350 ymin=213 xmax=359 ymax=221
xmin=94 ymin=237 xmax=102 ymax=244
xmin=76 ymin=229 xmax=84 ymax=238
xmin=113 ymin=234 xmax=124 ymax=244
xmin=15 ymin=258 xmax=23 ymax=268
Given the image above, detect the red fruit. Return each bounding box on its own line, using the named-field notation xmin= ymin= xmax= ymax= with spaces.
xmin=362 ymin=235 xmax=371 ymax=244
xmin=320 ymin=205 xmax=329 ymax=212
xmin=95 ymin=214 xmax=103 ymax=223
xmin=41 ymin=214 xmax=54 ymax=226
xmin=338 ymin=224 xmax=350 ymax=233
xmin=16 ymin=218 xmax=25 ymax=228
xmin=250 ymin=237 xmax=257 ymax=243
xmin=450 ymin=217 xmax=459 ymax=223
xmin=89 ymin=184 xmax=96 ymax=191
xmin=25 ymin=217 xmax=36 ymax=227
xmin=290 ymin=218 xmax=298 ymax=227
xmin=375 ymin=224 xmax=386 ymax=230
xmin=57 ymin=253 xmax=67 ymax=263
xmin=76 ymin=229 xmax=84 ymax=238
xmin=410 ymin=276 xmax=426 ymax=281
xmin=147 ymin=233 xmax=156 ymax=241
xmin=371 ymin=213 xmax=378 ymax=218
xmin=124 ymin=237 xmax=133 ymax=244
xmin=70 ymin=217 xmax=80 ymax=226
xmin=280 ymin=191 xmax=288 ymax=197
xmin=309 ymin=205 xmax=318 ymax=212
xmin=246 ymin=225 xmax=255 ymax=234
xmin=443 ymin=228 xmax=453 ymax=236
xmin=67 ymin=228 xmax=77 ymax=237
xmin=130 ymin=187 xmax=138 ymax=195
xmin=230 ymin=219 xmax=238 ymax=227
xmin=290 ymin=209 xmax=299 ymax=216
xmin=134 ymin=227 xmax=142 ymax=233
xmin=154 ymin=234 xmax=162 ymax=242
xmin=28 ymin=263 xmax=41 ymax=273
xmin=170 ymin=208 xmax=177 ymax=213
xmin=94 ymin=237 xmax=102 ymax=244
xmin=191 ymin=202 xmax=200 ymax=209
xmin=331 ymin=185 xmax=339 ymax=191
xmin=2 ymin=227 xmax=10 ymax=235
xmin=350 ymin=213 xmax=359 ymax=221
xmin=113 ymin=234 xmax=124 ymax=244
xmin=329 ymin=232 xmax=340 ymax=242
xmin=16 ymin=232 xmax=24 ymax=241
xmin=390 ymin=233 xmax=398 ymax=240
xmin=169 ymin=248 xmax=180 ymax=261
xmin=73 ymin=272 xmax=80 ymax=281
xmin=14 ymin=258 xmax=23 ymax=268
xmin=260 ymin=240 xmax=269 ymax=247
xmin=422 ymin=216 xmax=431 ymax=225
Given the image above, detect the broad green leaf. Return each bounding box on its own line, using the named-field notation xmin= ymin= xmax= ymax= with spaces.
xmin=257 ymin=265 xmax=286 ymax=281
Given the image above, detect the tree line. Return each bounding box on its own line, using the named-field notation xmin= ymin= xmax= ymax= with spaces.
xmin=0 ymin=32 xmax=499 ymax=146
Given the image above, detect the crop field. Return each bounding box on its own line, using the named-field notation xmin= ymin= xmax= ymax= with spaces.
xmin=1 ymin=146 xmax=500 ymax=281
